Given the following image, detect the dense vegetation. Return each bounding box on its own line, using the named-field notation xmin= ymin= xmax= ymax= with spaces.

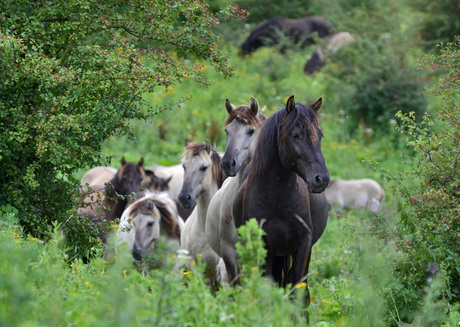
xmin=1 ymin=0 xmax=459 ymax=325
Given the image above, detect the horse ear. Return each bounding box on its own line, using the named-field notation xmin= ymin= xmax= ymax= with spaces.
xmin=138 ymin=157 xmax=144 ymax=167
xmin=286 ymin=95 xmax=295 ymax=114
xmin=250 ymin=97 xmax=259 ymax=116
xmin=184 ymin=138 xmax=190 ymax=147
xmin=144 ymin=169 xmax=155 ymax=177
xmin=310 ymin=97 xmax=322 ymax=112
xmin=147 ymin=199 xmax=155 ymax=210
xmin=121 ymin=157 xmax=127 ymax=166
xmin=225 ymin=99 xmax=236 ymax=114
xmin=205 ymin=139 xmax=212 ymax=154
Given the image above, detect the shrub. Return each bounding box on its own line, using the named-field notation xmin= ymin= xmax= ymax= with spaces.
xmin=367 ymin=37 xmax=460 ymax=324
xmin=0 ymin=1 xmax=247 ymax=257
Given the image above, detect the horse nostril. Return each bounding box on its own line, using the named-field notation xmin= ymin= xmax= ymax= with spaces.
xmin=230 ymin=159 xmax=236 ymax=168
xmin=314 ymin=175 xmax=323 ymax=186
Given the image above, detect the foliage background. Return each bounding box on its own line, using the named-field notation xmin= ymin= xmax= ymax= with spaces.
xmin=1 ymin=0 xmax=459 ymax=325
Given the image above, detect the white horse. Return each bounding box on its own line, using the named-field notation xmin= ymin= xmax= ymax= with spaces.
xmin=117 ymin=191 xmax=184 ymax=261
xmin=324 ymin=178 xmax=385 ymax=213
xmin=178 ymin=140 xmax=226 ymax=288
xmin=205 ymin=97 xmax=265 ymax=285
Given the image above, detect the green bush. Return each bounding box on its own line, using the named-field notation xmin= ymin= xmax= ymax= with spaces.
xmin=0 ymin=1 xmax=246 ymax=257
xmin=309 ymin=0 xmax=428 ymax=139
xmin=365 ymin=37 xmax=460 ymax=324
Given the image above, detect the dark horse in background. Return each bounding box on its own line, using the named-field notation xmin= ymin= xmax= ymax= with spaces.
xmin=78 ymin=157 xmax=145 ymax=225
xmin=241 ymin=16 xmax=333 ymax=56
xmin=233 ymin=96 xmax=330 ymax=306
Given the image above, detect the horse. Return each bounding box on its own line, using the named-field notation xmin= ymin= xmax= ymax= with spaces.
xmin=178 ymin=140 xmax=227 ymax=289
xmin=304 ymin=31 xmax=355 ymax=76
xmin=82 ymin=166 xmax=169 ymax=193
xmin=117 ymin=190 xmax=184 ymax=261
xmin=241 ymin=16 xmax=333 ymax=56
xmin=205 ymin=97 xmax=266 ymax=285
xmin=233 ymin=95 xmax=330 ymax=304
xmin=140 ymin=169 xmax=171 ymax=193
xmin=324 ymin=178 xmax=384 ymax=213
xmin=151 ymin=163 xmax=184 ymax=199
xmin=77 ymin=157 xmax=145 ymax=223
xmin=150 ymin=163 xmax=195 ymax=220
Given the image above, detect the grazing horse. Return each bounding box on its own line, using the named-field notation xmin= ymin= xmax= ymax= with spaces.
xmin=178 ymin=140 xmax=227 ymax=288
xmin=241 ymin=16 xmax=333 ymax=56
xmin=304 ymin=31 xmax=355 ymax=76
xmin=117 ymin=191 xmax=184 ymax=261
xmin=78 ymin=157 xmax=145 ymax=223
xmin=233 ymin=96 xmax=330 ymax=304
xmin=324 ymin=178 xmax=384 ymax=213
xmin=205 ymin=97 xmax=266 ymax=285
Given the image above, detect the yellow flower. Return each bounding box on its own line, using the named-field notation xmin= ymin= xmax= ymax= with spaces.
xmin=295 ymin=282 xmax=307 ymax=289
xmin=251 ymin=267 xmax=258 ymax=271
xmin=183 ymin=271 xmax=192 ymax=275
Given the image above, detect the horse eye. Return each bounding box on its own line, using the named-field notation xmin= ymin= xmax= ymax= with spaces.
xmin=292 ymin=133 xmax=300 ymax=139
xmin=147 ymin=221 xmax=154 ymax=227
xmin=247 ymin=129 xmax=255 ymax=136
xmin=200 ymin=166 xmax=208 ymax=172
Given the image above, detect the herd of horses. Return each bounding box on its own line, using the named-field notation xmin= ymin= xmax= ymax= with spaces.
xmin=77 ymin=95 xmax=385 ymax=307
xmin=240 ymin=16 xmax=355 ymax=76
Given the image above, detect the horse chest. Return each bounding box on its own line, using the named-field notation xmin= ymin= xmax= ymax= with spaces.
xmin=243 ymin=181 xmax=310 ymax=254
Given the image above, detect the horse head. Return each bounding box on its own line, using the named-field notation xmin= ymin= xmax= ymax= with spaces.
xmin=178 ymin=140 xmax=215 ymax=209
xmin=141 ymin=169 xmax=171 ymax=192
xmin=131 ymin=199 xmax=161 ymax=261
xmin=220 ymin=97 xmax=266 ymax=176
xmin=114 ymin=157 xmax=145 ymax=199
xmin=278 ymin=96 xmax=330 ymax=193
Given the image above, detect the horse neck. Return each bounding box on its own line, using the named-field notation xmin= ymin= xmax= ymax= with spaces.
xmin=252 ymin=154 xmax=298 ymax=189
xmin=195 ymin=179 xmax=219 ymax=227
xmin=104 ymin=175 xmax=129 ymax=221
xmin=103 ymin=195 xmax=127 ymax=221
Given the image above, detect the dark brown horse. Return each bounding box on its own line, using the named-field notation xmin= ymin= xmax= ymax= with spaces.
xmin=233 ymin=96 xmax=330 ymax=303
xmin=241 ymin=16 xmax=333 ymax=56
xmin=78 ymin=157 xmax=145 ymax=223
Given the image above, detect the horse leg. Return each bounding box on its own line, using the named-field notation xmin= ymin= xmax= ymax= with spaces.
xmin=221 ymin=244 xmax=240 ymax=286
xmin=272 ymin=256 xmax=285 ymax=287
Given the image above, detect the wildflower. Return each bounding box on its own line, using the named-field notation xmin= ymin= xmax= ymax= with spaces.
xmin=295 ymin=282 xmax=307 ymax=289
xmin=183 ymin=271 xmax=192 ymax=275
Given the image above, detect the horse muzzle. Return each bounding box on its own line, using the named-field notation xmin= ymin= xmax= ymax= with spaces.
xmin=132 ymin=244 xmax=143 ymax=261
xmin=220 ymin=158 xmax=240 ymax=177
xmin=307 ymin=173 xmax=330 ymax=193
xmin=178 ymin=192 xmax=196 ymax=209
